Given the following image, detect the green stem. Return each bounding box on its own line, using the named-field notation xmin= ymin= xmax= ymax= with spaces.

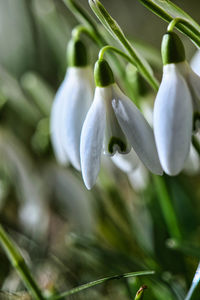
xmin=98 ymin=45 xmax=136 ymax=66
xmin=152 ymin=176 xmax=182 ymax=241
xmin=167 ymin=18 xmax=183 ymax=32
xmin=63 ymin=0 xmax=148 ymax=104
xmin=0 ymin=225 xmax=45 ymax=300
xmin=137 ymin=0 xmax=200 ymax=48
xmin=63 ymin=0 xmax=133 ymax=93
xmin=71 ymin=24 xmax=98 ymax=43
xmin=49 ymin=271 xmax=155 ymax=300
xmin=167 ymin=17 xmax=200 ymax=38
xmin=63 ymin=0 xmax=99 ymax=36
xmin=89 ymin=0 xmax=159 ymax=91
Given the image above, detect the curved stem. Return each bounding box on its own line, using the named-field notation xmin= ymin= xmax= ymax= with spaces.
xmin=71 ymin=25 xmax=98 ymax=44
xmin=63 ymin=0 xmax=148 ymax=104
xmin=167 ymin=17 xmax=183 ymax=32
xmin=137 ymin=0 xmax=200 ymax=48
xmin=63 ymin=0 xmax=133 ymax=92
xmin=98 ymin=45 xmax=136 ymax=66
xmin=89 ymin=0 xmax=159 ymax=91
xmin=167 ymin=17 xmax=200 ymax=39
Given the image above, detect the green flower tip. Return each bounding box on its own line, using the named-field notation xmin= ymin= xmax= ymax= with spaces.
xmin=94 ymin=59 xmax=115 ymax=87
xmin=161 ymin=32 xmax=185 ymax=65
xmin=67 ymin=39 xmax=87 ymax=67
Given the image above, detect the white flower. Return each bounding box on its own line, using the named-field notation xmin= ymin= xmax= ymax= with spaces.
xmin=60 ymin=66 xmax=94 ymax=170
xmin=80 ymin=60 xmax=162 ymax=189
xmin=50 ymin=71 xmax=70 ymax=166
xmin=154 ymin=62 xmax=193 ymax=175
xmin=154 ymin=32 xmax=200 ymax=176
xmin=50 ymin=39 xmax=94 ymax=170
xmin=190 ymin=49 xmax=200 ymax=76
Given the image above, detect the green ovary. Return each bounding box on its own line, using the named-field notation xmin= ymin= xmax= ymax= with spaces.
xmin=108 ymin=136 xmax=127 ymax=154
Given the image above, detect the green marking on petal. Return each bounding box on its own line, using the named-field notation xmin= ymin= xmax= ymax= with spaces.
xmin=108 ymin=136 xmax=127 ymax=154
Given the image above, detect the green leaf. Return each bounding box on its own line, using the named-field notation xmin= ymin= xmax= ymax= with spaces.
xmin=138 ymin=0 xmax=200 ymax=47
xmin=89 ymin=0 xmax=159 ymax=91
xmin=50 ymin=270 xmax=155 ymax=299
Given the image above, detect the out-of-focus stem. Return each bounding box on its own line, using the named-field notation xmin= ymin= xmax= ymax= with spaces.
xmin=0 ymin=225 xmax=45 ymax=300
xmin=153 ymin=176 xmax=182 ymax=241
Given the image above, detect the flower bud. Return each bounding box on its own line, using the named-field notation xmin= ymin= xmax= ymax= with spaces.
xmin=161 ymin=32 xmax=185 ymax=65
xmin=94 ymin=59 xmax=114 ymax=87
xmin=67 ymin=39 xmax=87 ymax=67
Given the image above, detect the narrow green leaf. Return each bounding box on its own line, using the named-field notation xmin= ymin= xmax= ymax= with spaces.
xmin=0 ymin=225 xmax=45 ymax=300
xmin=137 ymin=0 xmax=200 ymax=47
xmin=51 ymin=270 xmax=155 ymax=299
xmin=89 ymin=0 xmax=159 ymax=91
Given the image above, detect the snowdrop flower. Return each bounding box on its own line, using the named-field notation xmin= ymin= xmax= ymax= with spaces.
xmin=154 ymin=31 xmax=200 ymax=175
xmin=190 ymin=49 xmax=200 ymax=76
xmin=50 ymin=39 xmax=94 ymax=169
xmin=80 ymin=59 xmax=162 ymax=189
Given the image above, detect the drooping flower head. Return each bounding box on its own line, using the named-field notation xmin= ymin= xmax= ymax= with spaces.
xmin=50 ymin=37 xmax=94 ymax=169
xmin=154 ymin=31 xmax=200 ymax=175
xmin=80 ymin=59 xmax=162 ymax=189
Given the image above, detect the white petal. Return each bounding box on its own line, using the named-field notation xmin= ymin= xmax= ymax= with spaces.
xmin=154 ymin=64 xmax=193 ymax=175
xmin=61 ymin=67 xmax=94 ymax=170
xmin=103 ymin=86 xmax=131 ymax=156
xmin=183 ymin=143 xmax=200 ymax=175
xmin=190 ymin=50 xmax=200 ymax=76
xmin=128 ymin=162 xmax=149 ymax=192
xmin=186 ymin=69 xmax=200 ymax=113
xmin=80 ymin=87 xmax=106 ymax=189
xmin=140 ymin=100 xmax=153 ymax=127
xmin=112 ymin=84 xmax=162 ymax=175
xmin=111 ymin=149 xmax=139 ymax=173
xmin=50 ymin=73 xmax=69 ymax=165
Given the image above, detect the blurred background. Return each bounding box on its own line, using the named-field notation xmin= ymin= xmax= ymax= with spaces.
xmin=0 ymin=0 xmax=200 ymax=299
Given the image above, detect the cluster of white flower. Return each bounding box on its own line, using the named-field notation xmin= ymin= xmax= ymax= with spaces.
xmin=50 ymin=32 xmax=200 ymax=190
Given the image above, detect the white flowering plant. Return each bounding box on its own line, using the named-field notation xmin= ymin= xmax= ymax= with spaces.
xmin=0 ymin=0 xmax=200 ymax=299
